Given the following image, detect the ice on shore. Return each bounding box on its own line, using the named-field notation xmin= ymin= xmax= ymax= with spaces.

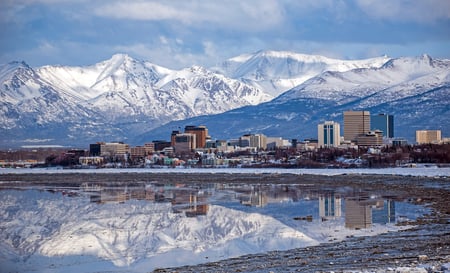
xmin=1 ymin=166 xmax=450 ymax=177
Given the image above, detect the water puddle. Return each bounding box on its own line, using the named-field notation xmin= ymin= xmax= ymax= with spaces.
xmin=0 ymin=181 xmax=428 ymax=272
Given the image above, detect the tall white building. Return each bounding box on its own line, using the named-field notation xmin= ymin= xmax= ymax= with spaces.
xmin=318 ymin=121 xmax=341 ymax=148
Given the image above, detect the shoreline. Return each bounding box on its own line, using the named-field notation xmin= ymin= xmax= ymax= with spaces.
xmin=1 ymin=166 xmax=450 ymax=178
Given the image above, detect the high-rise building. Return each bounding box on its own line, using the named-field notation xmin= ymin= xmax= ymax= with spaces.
xmin=174 ymin=133 xmax=196 ymax=153
xmin=171 ymin=130 xmax=181 ymax=147
xmin=344 ymin=111 xmax=370 ymax=142
xmin=371 ymin=113 xmax=394 ymax=138
xmin=239 ymin=135 xmax=251 ymax=147
xmin=184 ymin=126 xmax=208 ymax=148
xmin=318 ymin=121 xmax=341 ymax=148
xmin=239 ymin=134 xmax=267 ymax=149
xmin=416 ymin=130 xmax=442 ymax=144
xmin=250 ymin=134 xmax=267 ymax=149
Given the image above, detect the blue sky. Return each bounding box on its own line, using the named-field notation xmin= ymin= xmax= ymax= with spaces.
xmin=1 ymin=0 xmax=449 ymax=69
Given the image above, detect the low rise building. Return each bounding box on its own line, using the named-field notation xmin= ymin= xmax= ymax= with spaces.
xmin=356 ymin=130 xmax=383 ymax=147
xmin=416 ymin=130 xmax=442 ymax=144
xmin=100 ymin=142 xmax=130 ymax=157
xmin=130 ymin=146 xmax=146 ymax=158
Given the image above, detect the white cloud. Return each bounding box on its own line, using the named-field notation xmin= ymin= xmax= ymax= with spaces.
xmin=355 ymin=0 xmax=450 ymax=23
xmin=94 ymin=0 xmax=286 ymax=31
xmin=113 ymin=42 xmax=205 ymax=69
xmin=159 ymin=36 xmax=168 ymax=45
xmin=94 ymin=2 xmax=187 ymax=21
xmin=37 ymin=40 xmax=59 ymax=54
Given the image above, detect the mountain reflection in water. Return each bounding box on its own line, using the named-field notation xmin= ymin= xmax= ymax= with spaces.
xmin=0 ymin=180 xmax=424 ymax=272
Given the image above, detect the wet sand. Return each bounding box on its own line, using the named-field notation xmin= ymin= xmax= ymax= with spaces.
xmin=1 ymin=172 xmax=449 ymax=272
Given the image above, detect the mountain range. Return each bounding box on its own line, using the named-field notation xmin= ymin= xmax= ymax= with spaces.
xmin=1 ymin=51 xmax=449 ymax=148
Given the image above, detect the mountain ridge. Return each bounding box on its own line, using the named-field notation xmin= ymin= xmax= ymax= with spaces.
xmin=137 ymin=54 xmax=450 ymax=144
xmin=1 ymin=51 xmax=449 ymax=148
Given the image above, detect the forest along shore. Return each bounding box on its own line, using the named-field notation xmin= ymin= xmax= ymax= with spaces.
xmin=0 ymin=172 xmax=449 ymax=272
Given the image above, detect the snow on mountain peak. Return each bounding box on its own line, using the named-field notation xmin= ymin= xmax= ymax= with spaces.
xmin=277 ymin=54 xmax=450 ymax=107
xmin=0 ymin=61 xmax=33 ymax=78
xmin=1 ymin=50 xmax=449 ymax=147
xmin=213 ymin=50 xmax=391 ymax=97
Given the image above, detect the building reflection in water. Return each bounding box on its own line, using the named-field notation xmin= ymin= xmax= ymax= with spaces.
xmin=345 ymin=195 xmax=396 ymax=229
xmin=72 ymin=182 xmax=396 ymax=228
xmin=83 ymin=182 xmax=210 ymax=217
xmin=171 ymin=188 xmax=209 ymax=217
xmin=319 ymin=192 xmax=342 ymax=221
xmin=238 ymin=186 xmax=268 ymax=207
xmin=373 ymin=199 xmax=395 ymax=224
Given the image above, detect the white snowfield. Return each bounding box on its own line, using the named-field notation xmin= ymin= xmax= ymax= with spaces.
xmin=1 ymin=166 xmax=449 ymax=177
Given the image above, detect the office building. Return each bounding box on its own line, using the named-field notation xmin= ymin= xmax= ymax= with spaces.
xmin=174 ymin=133 xmax=196 ymax=153
xmin=318 ymin=121 xmax=341 ymax=148
xmin=144 ymin=143 xmax=155 ymax=154
xmin=152 ymin=140 xmax=171 ymax=152
xmin=100 ymin=142 xmax=130 ymax=157
xmin=250 ymin=134 xmax=267 ymax=149
xmin=371 ymin=113 xmax=394 ymax=138
xmin=130 ymin=146 xmax=146 ymax=158
xmin=184 ymin=125 xmax=208 ymax=149
xmin=171 ymin=130 xmax=181 ymax=147
xmin=416 ymin=130 xmax=442 ymax=144
xmin=239 ymin=134 xmax=267 ymax=149
xmin=356 ymin=130 xmax=384 ymax=147
xmin=89 ymin=143 xmax=102 ymax=156
xmin=344 ymin=111 xmax=370 ymax=142
xmin=392 ymin=138 xmax=408 ymax=147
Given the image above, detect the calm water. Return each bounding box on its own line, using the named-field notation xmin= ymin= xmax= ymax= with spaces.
xmin=0 ymin=180 xmax=427 ymax=272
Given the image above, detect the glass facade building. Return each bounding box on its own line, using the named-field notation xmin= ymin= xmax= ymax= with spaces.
xmin=371 ymin=114 xmax=394 ymax=138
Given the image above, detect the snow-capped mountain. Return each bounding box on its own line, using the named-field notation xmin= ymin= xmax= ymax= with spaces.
xmin=213 ymin=50 xmax=390 ymax=97
xmin=0 ymin=61 xmax=120 ymax=146
xmin=1 ymin=51 xmax=449 ymax=147
xmin=0 ymin=54 xmax=270 ymax=147
xmin=139 ymin=54 xmax=450 ymax=143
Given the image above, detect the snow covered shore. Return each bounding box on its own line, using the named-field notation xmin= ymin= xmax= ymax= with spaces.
xmin=1 ymin=166 xmax=450 ymax=177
